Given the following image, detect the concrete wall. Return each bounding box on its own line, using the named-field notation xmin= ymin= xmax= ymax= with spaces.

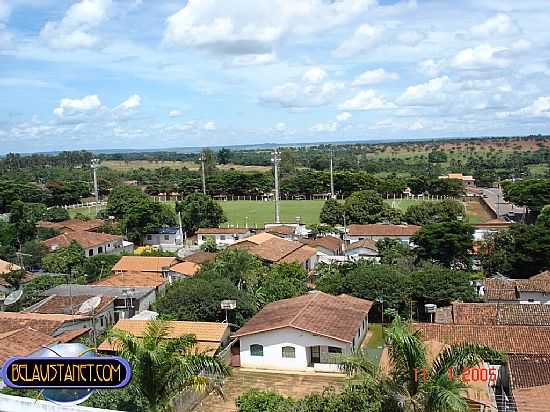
xmin=197 ymin=233 xmax=251 ymax=247
xmin=85 ymin=240 xmax=123 ymax=258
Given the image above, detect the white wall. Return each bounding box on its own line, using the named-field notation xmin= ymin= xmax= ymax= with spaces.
xmin=85 ymin=239 xmax=123 ymax=258
xmin=239 ymin=327 xmax=351 ymax=371
xmin=345 ymin=247 xmax=378 ymax=257
xmin=198 ymin=232 xmax=251 ymax=247
xmin=347 ymin=235 xmax=412 ymax=245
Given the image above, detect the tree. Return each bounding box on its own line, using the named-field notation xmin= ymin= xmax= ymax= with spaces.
xmin=280 ymin=149 xmax=297 ymax=176
xmin=480 ymin=224 xmax=550 ymax=278
xmin=20 ymin=240 xmax=48 ymax=269
xmin=503 ymin=179 xmax=550 ymax=221
xmin=9 ymin=201 xmax=38 ymax=248
xmin=0 ymin=268 xmax=25 ymax=289
xmin=80 ymin=254 xmax=121 ymax=283
xmin=42 ymin=207 xmax=70 ymax=222
xmin=319 ymin=199 xmax=345 ymax=226
xmin=108 ymin=320 xmax=230 ymax=412
xmin=200 ymin=237 xmax=218 ymax=252
xmin=201 ymin=148 xmax=217 ymax=174
xmin=106 ymin=186 xmax=148 ymax=219
xmin=376 ymin=238 xmax=414 ymax=266
xmin=122 ymin=200 xmax=176 ymax=244
xmin=412 ymin=221 xmax=474 ymax=268
xmin=217 ymin=147 xmax=232 ymax=165
xmin=41 ymin=241 xmax=85 ymax=274
xmin=339 ymin=316 xmax=502 ymax=412
xmin=344 ymin=190 xmax=385 ymax=224
xmin=176 ymin=193 xmax=226 ymax=234
xmin=257 ymin=263 xmax=308 ymax=307
xmin=428 ymin=150 xmax=448 ymax=163
xmin=404 ymin=200 xmax=465 ymax=226
xmin=538 ymin=205 xmax=550 ymax=228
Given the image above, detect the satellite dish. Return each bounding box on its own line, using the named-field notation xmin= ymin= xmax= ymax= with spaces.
xmin=4 ymin=289 xmax=23 ymax=306
xmin=78 ymin=296 xmax=102 ymax=314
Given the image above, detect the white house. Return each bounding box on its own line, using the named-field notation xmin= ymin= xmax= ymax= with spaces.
xmin=42 ymin=231 xmax=133 ymax=257
xmin=473 ymin=219 xmax=512 ymax=241
xmin=234 ymin=291 xmax=372 ymax=373
xmin=346 ymin=224 xmax=420 ymax=246
xmin=144 ymin=227 xmax=183 ymax=251
xmin=344 ymin=239 xmax=379 ymax=260
xmin=197 ymin=227 xmax=252 ymax=247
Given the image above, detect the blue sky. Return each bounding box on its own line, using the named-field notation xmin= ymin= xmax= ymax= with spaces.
xmin=1 ymin=0 xmax=550 ymax=153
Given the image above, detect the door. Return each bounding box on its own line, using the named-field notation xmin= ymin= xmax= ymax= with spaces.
xmin=311 ymin=346 xmax=321 ymax=364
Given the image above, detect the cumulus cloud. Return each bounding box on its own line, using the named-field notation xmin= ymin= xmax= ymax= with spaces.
xmin=40 ymin=0 xmax=112 ymax=50
xmin=164 ymin=0 xmax=376 ymax=55
xmin=499 ymin=96 xmax=550 ymax=118
xmin=302 ymin=67 xmax=327 ymax=84
xmin=340 ymin=90 xmax=395 ymax=111
xmin=310 ymin=121 xmax=338 ymax=132
xmin=231 ymin=53 xmax=276 ymax=66
xmin=417 ymin=59 xmax=443 ymax=77
xmin=204 ymin=121 xmax=216 ymax=130
xmin=169 ymin=110 xmax=183 ymax=118
xmin=117 ymin=94 xmax=141 ymax=110
xmin=470 ymin=13 xmax=520 ymax=38
xmin=334 ymin=24 xmax=384 ymax=57
xmin=53 ymin=95 xmax=102 ymax=117
xmin=398 ymin=76 xmax=456 ymax=106
xmin=451 ymin=44 xmax=509 ymax=69
xmin=336 ymin=112 xmax=352 ymax=122
xmin=352 ymin=68 xmax=399 ymax=86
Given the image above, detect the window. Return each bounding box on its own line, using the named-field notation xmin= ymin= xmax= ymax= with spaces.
xmin=282 ymin=346 xmax=295 ymax=358
xmin=220 ymin=235 xmax=226 ymax=240
xmin=250 ymin=344 xmax=263 ymax=357
xmin=98 ymin=246 xmax=103 ymax=254
xmin=164 ymin=235 xmax=170 ymax=241
xmin=88 ymin=249 xmax=94 ymax=257
xmin=147 ymin=235 xmax=152 ymax=240
xmin=328 ymin=346 xmax=342 ymax=354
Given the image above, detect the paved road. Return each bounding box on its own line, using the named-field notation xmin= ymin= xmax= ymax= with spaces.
xmin=480 ymin=188 xmax=525 ymax=218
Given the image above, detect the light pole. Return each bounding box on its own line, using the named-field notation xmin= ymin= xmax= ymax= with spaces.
xmin=271 ymin=149 xmax=281 ymax=224
xmin=91 ymin=159 xmax=101 ymax=215
xmin=329 ymin=147 xmax=335 ymax=199
xmin=199 ymin=152 xmax=206 ymax=195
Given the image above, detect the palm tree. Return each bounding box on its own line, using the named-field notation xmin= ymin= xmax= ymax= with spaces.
xmin=340 ymin=316 xmax=502 ymax=412
xmin=108 ymin=320 xmax=231 ymax=412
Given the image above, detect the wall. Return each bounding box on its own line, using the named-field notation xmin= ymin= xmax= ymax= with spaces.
xmin=197 ymin=232 xmax=251 ymax=247
xmin=85 ymin=240 xmax=123 ymax=258
xmin=345 ymin=247 xmax=378 ymax=257
xmin=0 ymin=394 xmax=118 ymax=412
xmin=348 ymin=235 xmax=412 ymax=245
xmin=239 ymin=327 xmax=351 ymax=371
xmin=518 ymin=292 xmax=550 ymax=304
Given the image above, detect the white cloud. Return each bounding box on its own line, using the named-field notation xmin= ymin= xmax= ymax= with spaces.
xmin=334 ymin=24 xmax=384 ymax=57
xmin=53 ymin=95 xmax=102 ymax=117
xmin=169 ymin=110 xmax=183 ymax=118
xmin=500 ymin=96 xmax=550 ymax=118
xmin=231 ymin=53 xmax=276 ymax=66
xmin=0 ymin=0 xmax=11 ymax=22
xmin=451 ymin=44 xmax=508 ymax=69
xmin=397 ymin=30 xmax=425 ymax=46
xmin=311 ymin=121 xmax=338 ymax=132
xmin=40 ymin=0 xmax=112 ymax=50
xmin=117 ymin=94 xmax=141 ymax=110
xmin=336 ymin=112 xmax=352 ymax=122
xmin=398 ymin=76 xmax=456 ymax=106
xmin=204 ymin=121 xmax=216 ymax=130
xmin=470 ymin=13 xmax=520 ymax=38
xmin=164 ymin=0 xmax=376 ymax=55
xmin=340 ymin=90 xmax=395 ymax=111
xmin=417 ymin=59 xmax=442 ymax=77
xmin=303 ymin=67 xmax=327 ymax=84
xmin=352 ymin=68 xmax=399 ymax=86
xmin=275 ymin=122 xmax=286 ymax=131
xmin=408 ymin=120 xmax=424 ymax=130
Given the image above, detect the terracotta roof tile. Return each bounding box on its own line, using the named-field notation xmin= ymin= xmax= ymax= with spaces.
xmin=197 ymin=227 xmax=251 ymax=235
xmin=38 ymin=219 xmax=105 ymax=233
xmin=513 ymin=385 xmax=550 ymax=412
xmin=170 ymin=261 xmax=201 ymax=277
xmin=265 ymin=225 xmax=295 ymax=236
xmin=248 ymin=238 xmax=303 ymax=262
xmin=112 ymin=256 xmax=176 ymax=273
xmin=0 ymin=259 xmax=21 ymax=274
xmin=27 ymin=295 xmax=114 ymax=315
xmin=232 ymin=232 xmax=279 ymax=246
xmin=0 ymin=312 xmax=88 ymax=336
xmin=346 ymin=239 xmax=379 ymax=252
xmin=508 ymin=354 xmax=550 ymax=389
xmin=299 ymin=236 xmax=343 ymax=253
xmin=235 ymin=292 xmax=372 ymax=343
xmin=42 ymin=231 xmax=122 ymax=250
xmin=183 ymin=251 xmax=217 ymax=265
xmin=57 ymin=328 xmax=91 ymax=343
xmin=0 ymin=327 xmax=58 ymax=365
xmin=436 ymin=303 xmax=550 ymax=326
xmin=412 ymin=323 xmax=550 ymax=354
xmin=278 ymin=245 xmax=317 ymax=264
xmin=93 ymin=271 xmax=167 ymax=288
xmin=347 ymin=224 xmax=420 ymax=237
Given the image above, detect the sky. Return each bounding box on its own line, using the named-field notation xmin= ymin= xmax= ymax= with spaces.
xmin=1 ymin=0 xmax=550 ymax=153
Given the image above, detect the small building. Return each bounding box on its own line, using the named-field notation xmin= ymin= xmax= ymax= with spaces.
xmin=180 ymin=251 xmax=217 ymax=265
xmin=197 ymin=227 xmax=252 ymax=248
xmin=93 ymin=271 xmax=168 ymax=296
xmin=43 ymin=284 xmax=157 ymax=321
xmin=0 ymin=259 xmax=35 ymax=295
xmin=438 ymin=173 xmax=476 ymax=188
xmin=346 ymin=224 xmax=420 ymax=245
xmin=144 ymin=227 xmax=183 ymax=252
xmin=473 ymin=219 xmax=512 ymax=241
xmin=98 ymin=319 xmax=230 ymax=356
xmin=42 ymin=231 xmax=132 ymax=257
xmin=344 ymin=239 xmax=379 ymax=260
xmin=169 ymin=261 xmax=201 ymax=280
xmin=434 ymin=302 xmax=550 ymax=326
xmin=482 ymin=272 xmax=550 ymax=304
xmin=503 ymin=354 xmax=550 ymax=411
xmin=299 ymin=236 xmax=343 ymax=256
xmin=247 ymin=237 xmax=318 ymax=271
xmin=234 ymin=292 xmax=372 ymax=373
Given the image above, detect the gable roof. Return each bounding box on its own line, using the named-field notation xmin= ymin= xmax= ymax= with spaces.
xmin=346 ymin=239 xmax=379 ymax=252
xmin=112 ymin=256 xmax=177 ymax=273
xmin=197 ymin=227 xmax=251 ymax=235
xmin=248 ymin=238 xmax=303 ymax=262
xmin=508 ymin=354 xmax=550 ymax=389
xmin=170 ymin=261 xmax=201 ymax=277
xmin=93 ymin=271 xmax=167 ymax=288
xmin=235 ymin=292 xmax=372 ymax=343
xmin=182 ymin=251 xmax=217 ymax=265
xmin=0 ymin=259 xmax=21 ymax=275
xmin=412 ymin=323 xmax=550 ymax=354
xmin=0 ymin=327 xmax=58 ymax=365
xmin=265 ymin=225 xmax=295 ymax=236
xmin=98 ymin=320 xmax=229 ymax=354
xmin=483 ymin=272 xmax=550 ymax=298
xmin=42 ymin=231 xmax=122 ymax=250
xmin=38 ymin=219 xmax=105 ymax=233
xmin=0 ymin=311 xmax=88 ymax=336
xmin=278 ymin=245 xmax=317 ymax=265
xmin=233 ymin=232 xmax=279 ymax=246
xmin=436 ymin=303 xmax=550 ymax=326
xmin=299 ymin=236 xmax=343 ymax=253
xmin=26 ymin=294 xmax=114 ymax=315
xmin=44 ymin=284 xmax=155 ymax=300
xmin=347 ymin=224 xmax=420 ymax=237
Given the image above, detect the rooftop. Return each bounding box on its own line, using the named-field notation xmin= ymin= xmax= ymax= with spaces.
xmin=247 ymin=237 xmax=316 ymax=264
xmin=235 ymin=292 xmax=372 ymax=343
xmin=345 ymin=239 xmax=379 ymax=252
xmin=38 ymin=219 xmax=105 ymax=233
xmin=26 ymin=294 xmax=115 ymax=315
xmin=299 ymin=236 xmax=343 ymax=253
xmin=42 ymin=231 xmax=122 ymax=250
xmin=0 ymin=311 xmax=88 ymax=336
xmin=265 ymin=225 xmax=295 ymax=236
xmin=93 ymin=271 xmax=167 ymax=288
xmin=170 ymin=261 xmax=201 ymax=277
xmin=0 ymin=259 xmax=21 ymax=275
xmin=197 ymin=227 xmax=251 ymax=235
xmin=182 ymin=251 xmax=217 ymax=265
xmin=435 ymin=303 xmax=550 ymax=326
xmin=44 ymin=284 xmax=155 ymax=300
xmin=483 ymin=272 xmax=550 ymax=298
xmin=0 ymin=327 xmax=57 ymax=365
xmin=508 ymin=354 xmax=550 ymax=412
xmin=347 ymin=224 xmax=420 ymax=237
xmin=112 ymin=256 xmax=177 ymax=273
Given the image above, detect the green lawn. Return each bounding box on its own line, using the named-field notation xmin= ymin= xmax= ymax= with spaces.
xmin=364 ymin=323 xmax=385 ymax=365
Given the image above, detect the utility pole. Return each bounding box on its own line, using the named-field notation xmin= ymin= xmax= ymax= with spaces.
xmin=329 ymin=147 xmax=335 ymax=199
xmin=200 ymin=152 xmax=206 ymax=195
xmin=91 ymin=158 xmax=100 ymax=215
xmin=272 ymin=148 xmax=281 ymax=224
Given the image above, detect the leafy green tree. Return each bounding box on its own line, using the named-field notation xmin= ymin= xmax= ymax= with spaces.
xmin=538 ymin=205 xmax=550 ymax=228
xmin=280 ymin=149 xmax=297 ymax=176
xmin=503 ymin=179 xmax=550 ymax=222
xmin=404 ymin=200 xmax=465 ymax=226
xmin=200 ymin=237 xmax=218 ymax=253
xmin=428 ymin=179 xmax=464 ymax=197
xmin=9 ymin=201 xmax=39 ymax=248
xmin=42 ymin=207 xmax=70 ymax=222
xmin=198 ymin=249 xmax=262 ymax=288
xmin=106 ymin=186 xmax=148 ymax=219
xmin=176 ymin=193 xmax=227 ymax=234
xmin=41 ymin=241 xmax=85 ymax=274
xmin=380 ymin=204 xmax=403 ymax=224
xmin=80 ymin=254 xmax=121 ymax=283
xmin=236 ymin=389 xmax=293 ymax=412
xmin=122 ymin=200 xmax=176 ymax=244
xmin=201 ymin=148 xmax=217 ymax=174
xmin=217 ymin=147 xmax=232 ymax=165
xmin=480 ymin=224 xmax=550 ymax=278
xmin=108 ymin=320 xmax=230 ymax=412
xmin=344 ymin=190 xmax=385 ymax=224
xmin=20 ymin=240 xmax=48 ymax=269
xmin=319 ymin=199 xmax=345 ymax=226
xmin=0 ymin=221 xmax=17 ymax=260
xmin=0 ymin=268 xmax=26 ymax=289
xmin=428 ymin=150 xmax=448 ymax=163
xmin=376 ymin=238 xmax=414 ymax=266
xmin=339 ymin=316 xmax=502 ymax=412
xmin=412 ymin=221 xmax=474 ymax=268
xmin=257 ymin=263 xmax=308 ymax=307
xmin=84 ymin=385 xmax=147 ymax=412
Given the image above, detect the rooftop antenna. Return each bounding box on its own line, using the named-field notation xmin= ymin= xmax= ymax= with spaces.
xmin=271 ymin=148 xmax=281 ymax=224
xmin=78 ymin=296 xmax=102 ymax=347
xmin=1 ymin=289 xmax=23 ymax=310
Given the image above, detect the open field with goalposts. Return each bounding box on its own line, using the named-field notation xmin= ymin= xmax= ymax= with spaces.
xmin=68 ymin=197 xmax=488 ymax=226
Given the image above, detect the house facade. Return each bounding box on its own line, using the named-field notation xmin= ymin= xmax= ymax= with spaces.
xmin=144 ymin=227 xmax=183 ymax=251
xmin=234 ymin=292 xmax=372 ymax=373
xmin=346 ymin=224 xmax=420 ymax=246
xmin=197 ymin=228 xmax=252 ymax=247
xmin=42 ymin=231 xmax=130 ymax=257
xmin=344 ymin=239 xmax=379 ymax=260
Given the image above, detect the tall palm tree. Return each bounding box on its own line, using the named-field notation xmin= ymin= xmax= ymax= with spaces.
xmin=340 ymin=317 xmax=502 ymax=412
xmin=108 ymin=320 xmax=231 ymax=412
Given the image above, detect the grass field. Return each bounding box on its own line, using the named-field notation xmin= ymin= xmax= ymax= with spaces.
xmin=363 ymin=323 xmax=385 ymax=365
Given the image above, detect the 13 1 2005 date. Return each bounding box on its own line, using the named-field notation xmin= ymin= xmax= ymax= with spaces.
xmin=413 ymin=367 xmax=497 ymax=383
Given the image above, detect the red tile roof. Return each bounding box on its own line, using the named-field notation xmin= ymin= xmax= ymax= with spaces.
xmin=0 ymin=311 xmax=88 ymax=336
xmin=248 ymin=238 xmax=303 ymax=262
xmin=170 ymin=261 xmax=201 ymax=277
xmin=346 ymin=239 xmax=379 ymax=252
xmin=278 ymin=245 xmax=317 ymax=265
xmin=0 ymin=328 xmax=57 ymax=365
xmin=38 ymin=219 xmax=105 ymax=233
xmin=42 ymin=231 xmax=122 ymax=250
xmin=436 ymin=303 xmax=550 ymax=326
xmin=413 ymin=323 xmax=550 ymax=354
xmin=27 ymin=294 xmax=114 ymax=315
xmin=182 ymin=251 xmax=217 ymax=265
xmin=235 ymin=292 xmax=372 ymax=343
xmin=93 ymin=271 xmax=167 ymax=288
xmin=112 ymin=256 xmax=176 ymax=273
xmin=513 ymin=384 xmax=550 ymax=412
xmin=265 ymin=225 xmax=295 ymax=236
xmin=347 ymin=224 xmax=420 ymax=237
xmin=299 ymin=236 xmax=343 ymax=253
xmin=508 ymin=354 xmax=550 ymax=389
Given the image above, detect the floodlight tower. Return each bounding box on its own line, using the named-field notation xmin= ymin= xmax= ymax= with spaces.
xmin=199 ymin=152 xmax=206 ymax=195
xmin=91 ymin=158 xmax=101 ymax=214
xmin=329 ymin=147 xmax=335 ymax=199
xmin=271 ymin=148 xmax=281 ymax=224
